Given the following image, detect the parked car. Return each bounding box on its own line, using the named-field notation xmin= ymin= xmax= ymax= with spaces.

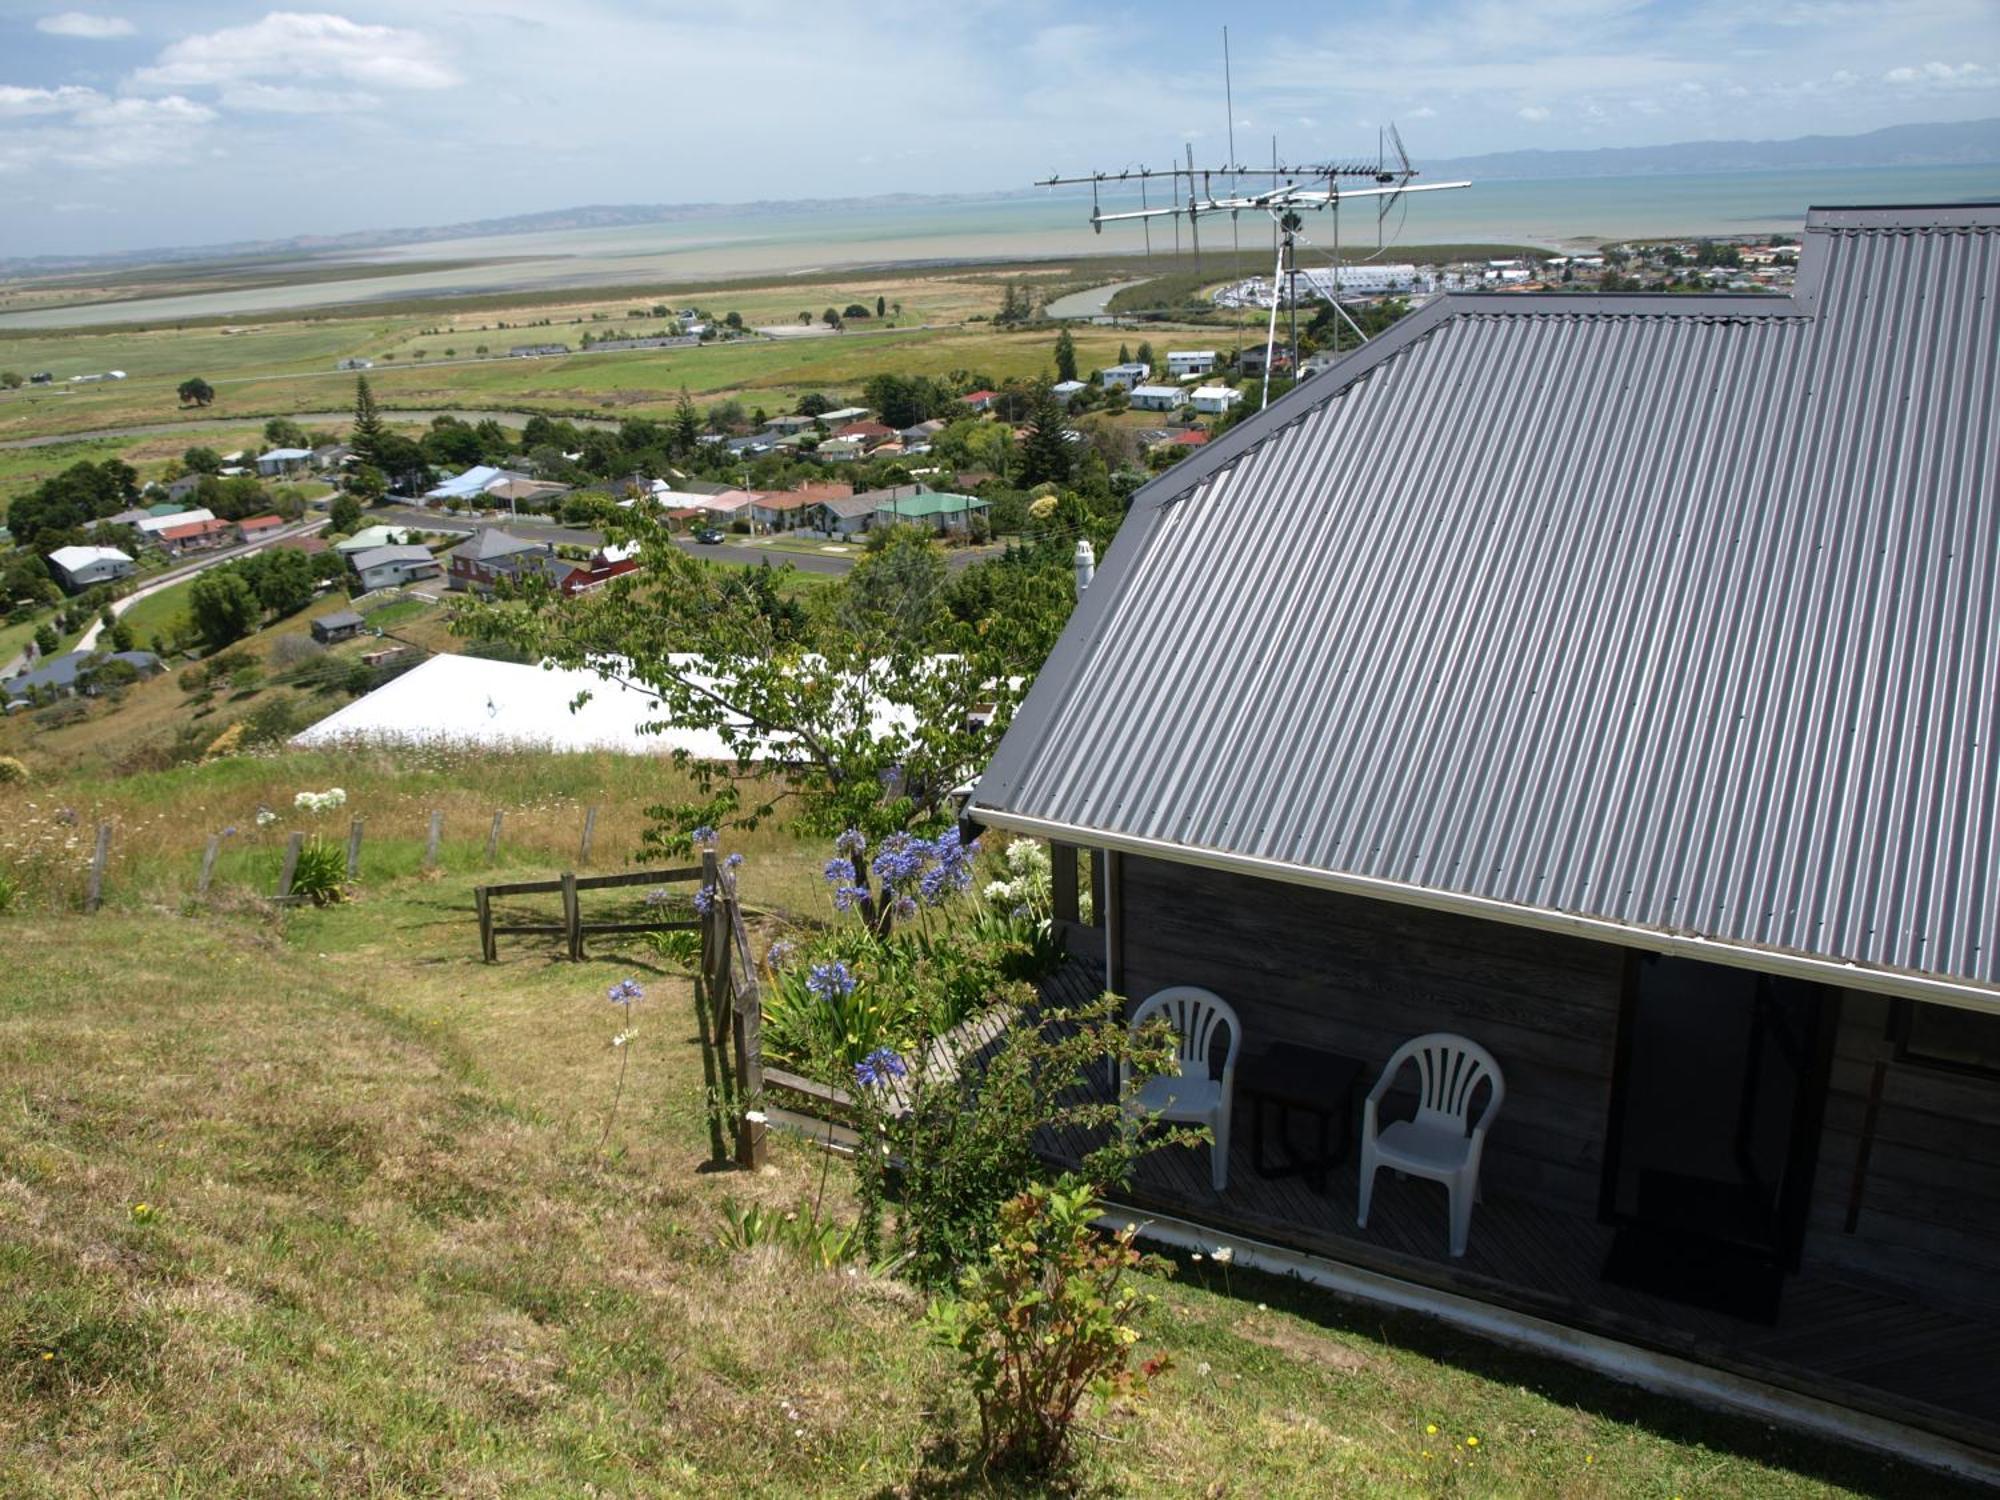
xmin=694 ymin=527 xmax=724 ymax=545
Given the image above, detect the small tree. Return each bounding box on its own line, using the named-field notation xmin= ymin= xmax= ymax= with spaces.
xmin=0 ymin=371 xmax=22 ymax=390
xmin=328 ymin=493 xmax=364 ymax=533
xmin=182 ymin=446 xmax=223 ymax=475
xmin=32 ymin=622 xmax=57 ymax=657
xmin=351 ymin=376 xmax=387 ymax=471
xmin=176 ymin=377 xmax=215 ymax=407
xmin=1053 ymin=328 xmax=1078 ymax=384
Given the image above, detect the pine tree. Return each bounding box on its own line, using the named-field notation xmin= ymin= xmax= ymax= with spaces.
xmin=1018 ymin=387 xmax=1073 ymax=489
xmin=351 ymin=376 xmax=387 ymax=470
xmin=1054 ymin=329 xmax=1078 ymax=384
xmin=673 ymin=387 xmax=701 ymax=456
xmin=1118 ymin=342 xmax=1131 ymax=365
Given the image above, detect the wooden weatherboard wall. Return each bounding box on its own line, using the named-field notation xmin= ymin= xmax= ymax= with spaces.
xmin=1115 ymin=855 xmax=1626 ymax=1215
xmin=1808 ymin=990 xmax=2000 ymax=1316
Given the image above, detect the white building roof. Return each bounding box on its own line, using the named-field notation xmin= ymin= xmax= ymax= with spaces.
xmin=48 ymin=545 xmax=132 ymax=571
xmin=259 ymin=447 xmax=313 ymax=462
xmin=135 ymin=508 xmax=215 ymax=534
xmin=1191 ymin=384 xmax=1243 ymax=401
xmin=424 ymin=464 xmax=505 ymax=500
xmin=1167 ymin=350 xmax=1218 ymax=360
xmin=1130 ymin=384 xmax=1187 ymax=400
xmin=292 ymin=652 xmax=918 ymax=760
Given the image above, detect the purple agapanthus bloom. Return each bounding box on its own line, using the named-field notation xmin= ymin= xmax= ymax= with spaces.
xmin=221 ymin=826 xmax=238 ymax=838
xmin=692 ymin=883 xmax=716 ymax=914
xmin=724 ymin=851 xmax=744 ymax=871
xmin=831 ymin=884 xmax=869 ymax=914
xmin=690 ymin=825 xmax=717 ymax=848
xmin=766 ymin=939 xmax=796 ymax=969
xmin=871 ymin=833 xmax=926 ymax=889
xmin=854 ymin=1047 xmax=908 ymax=1089
xmin=834 ymin=828 xmax=867 ymax=857
xmin=806 ymin=961 xmax=855 ymax=1002
xmin=894 ymin=895 xmax=918 ymax=921
xmin=643 ymin=887 xmax=672 ymax=907
xmin=822 ymin=856 xmax=852 ymax=885
xmin=608 ymin=978 xmax=646 ymax=1004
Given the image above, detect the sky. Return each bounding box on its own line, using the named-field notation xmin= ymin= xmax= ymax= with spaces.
xmin=2 ymin=0 xmax=1996 ymax=258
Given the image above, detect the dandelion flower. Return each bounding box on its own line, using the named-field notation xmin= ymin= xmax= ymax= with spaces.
xmin=1211 ymin=1246 xmax=1234 ymax=1265
xmin=1425 ymin=1424 xmax=1439 ymax=1436
xmin=1466 ymin=1436 xmax=1480 ymax=1448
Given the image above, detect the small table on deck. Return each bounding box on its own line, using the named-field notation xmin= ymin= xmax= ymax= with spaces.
xmin=1239 ymin=1045 xmax=1364 ymax=1195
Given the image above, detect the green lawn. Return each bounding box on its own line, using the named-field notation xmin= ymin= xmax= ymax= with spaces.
xmin=0 ymin=759 xmax=1969 ymax=1496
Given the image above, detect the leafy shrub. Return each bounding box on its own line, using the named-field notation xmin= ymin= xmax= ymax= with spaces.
xmin=0 ymin=755 xmax=26 ymax=785
xmin=287 ymin=835 xmax=346 ymax=906
xmin=0 ymin=868 xmax=19 ymax=913
xmin=851 ymin=988 xmax=1189 ymax=1288
xmin=927 ymin=1175 xmax=1168 ymax=1476
xmin=718 ymin=1200 xmax=872 ymax=1271
xmin=240 ymin=697 xmax=307 ymax=747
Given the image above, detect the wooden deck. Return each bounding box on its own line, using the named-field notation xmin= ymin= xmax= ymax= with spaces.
xmin=1031 ymin=963 xmax=2000 ymax=1455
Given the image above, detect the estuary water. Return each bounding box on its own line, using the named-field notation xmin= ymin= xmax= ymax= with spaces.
xmin=5 ymin=163 xmax=1995 ymax=331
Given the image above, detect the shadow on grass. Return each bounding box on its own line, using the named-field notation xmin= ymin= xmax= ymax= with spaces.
xmin=867 ymin=1428 xmax=1123 ymax=1500
xmin=1161 ymin=1248 xmax=1987 ymax=1500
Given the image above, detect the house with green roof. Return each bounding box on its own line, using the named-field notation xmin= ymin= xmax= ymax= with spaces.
xmin=871 ymin=491 xmax=988 ymax=536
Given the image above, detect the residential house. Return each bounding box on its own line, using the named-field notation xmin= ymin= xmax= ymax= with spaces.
xmin=313 ymin=441 xmax=354 ymax=470
xmin=873 ymin=491 xmax=987 ymax=536
xmin=3 ymin=649 xmax=160 ymax=703
xmin=1190 ymin=384 xmax=1243 ymax=415
xmin=134 ymin=508 xmax=216 ymax=545
xmin=1156 ymin=429 xmax=1208 ymax=450
xmin=816 ymin=406 xmax=870 ymax=427
xmin=158 ymin=473 xmax=205 ymax=505
xmin=960 ymin=389 xmax=999 ymax=412
xmin=833 ymin=420 xmax=895 ymax=449
xmin=46 ymin=545 xmax=134 ymax=591
xmin=559 ymin=542 xmax=642 ymax=597
xmin=1101 ymin=362 xmax=1151 ymax=390
xmin=1235 ymin=345 xmax=1292 ymax=378
xmin=899 ymin=419 xmax=946 ymax=448
xmin=1050 ymin=379 xmax=1087 ymax=407
xmin=446 ymin=529 xmax=557 ymax=593
xmin=967 ymin=203 xmax=2000 ymax=1465
xmin=310 ymin=609 xmax=367 ymax=645
xmin=1166 ymin=350 xmax=1218 ymax=378
xmin=816 ymin=483 xmax=925 ymax=539
xmin=761 ymin=414 xmax=820 ymax=437
xmin=256 ymin=447 xmax=313 ymax=478
xmin=748 ymin=492 xmax=820 ymax=530
xmin=351 ymin=544 xmax=442 ymax=593
xmin=334 ymin=525 xmax=416 ymax=556
xmin=485 ymin=477 xmax=571 ymax=509
xmin=815 ymin=437 xmax=866 ymax=462
xmin=423 ymin=465 xmax=507 ymax=506
xmin=158 ymin=517 xmax=235 ymax=555
xmin=236 ymin=514 xmax=286 ymax=543
xmin=1128 ymin=384 xmax=1188 ymax=412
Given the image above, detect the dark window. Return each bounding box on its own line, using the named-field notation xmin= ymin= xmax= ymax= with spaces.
xmin=1893 ymin=1000 xmax=2000 ymax=1080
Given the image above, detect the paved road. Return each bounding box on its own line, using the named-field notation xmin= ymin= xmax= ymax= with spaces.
xmin=0 ymin=517 xmax=331 ymax=677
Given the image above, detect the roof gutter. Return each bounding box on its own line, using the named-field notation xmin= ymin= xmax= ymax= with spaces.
xmin=970 ymin=806 xmax=2000 ymax=1016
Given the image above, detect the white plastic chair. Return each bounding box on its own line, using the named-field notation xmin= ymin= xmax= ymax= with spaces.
xmin=1122 ymin=986 xmax=1241 ymax=1192
xmin=1357 ymin=1033 xmax=1504 ymax=1257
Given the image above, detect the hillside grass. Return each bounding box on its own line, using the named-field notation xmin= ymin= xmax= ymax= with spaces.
xmin=0 ymin=822 xmax=1957 ymax=1497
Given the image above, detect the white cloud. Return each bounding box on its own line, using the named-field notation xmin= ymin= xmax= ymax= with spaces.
xmin=0 ymin=89 xmax=213 ymax=174
xmin=219 ymin=82 xmax=376 ymax=113
xmin=0 ymin=84 xmax=103 ymax=116
xmin=1884 ymin=60 xmax=1995 ymax=89
xmin=135 ymin=11 xmax=458 ymax=93
xmin=35 ymin=12 xmax=135 ymax=39
xmin=1517 ymin=104 xmax=1551 ymax=121
xmin=1407 ymin=105 xmax=1438 ymax=119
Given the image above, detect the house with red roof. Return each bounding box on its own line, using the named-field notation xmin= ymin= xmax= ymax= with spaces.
xmin=159 ymin=517 xmax=235 ymax=555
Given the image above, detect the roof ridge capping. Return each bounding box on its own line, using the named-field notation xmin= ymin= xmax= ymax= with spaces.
xmin=1805 ymin=200 xmax=2000 ymax=232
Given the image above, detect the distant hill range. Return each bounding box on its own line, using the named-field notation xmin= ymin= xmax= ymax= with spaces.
xmin=1427 ymin=117 xmax=2000 ymax=181
xmin=5 ymin=118 xmax=1995 ymax=278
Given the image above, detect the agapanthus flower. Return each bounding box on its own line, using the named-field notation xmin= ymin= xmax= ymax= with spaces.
xmin=690 ymin=825 xmax=717 ymax=848
xmin=831 ymin=884 xmax=868 ymax=914
xmin=724 ymin=851 xmax=744 ymax=870
xmin=894 ymin=895 xmax=918 ymax=921
xmin=834 ymin=828 xmax=867 ymax=856
xmin=870 ymin=833 xmax=926 ymax=889
xmin=608 ymin=978 xmax=646 ymax=1004
xmin=643 ymin=887 xmax=672 ymax=907
xmin=854 ymin=1047 xmax=908 ymax=1089
xmin=806 ymin=961 xmax=855 ymax=1002
xmin=765 ymin=939 xmax=796 ymax=969
xmin=822 ymin=856 xmax=851 ymax=885
xmin=692 ymin=883 xmax=716 ymax=915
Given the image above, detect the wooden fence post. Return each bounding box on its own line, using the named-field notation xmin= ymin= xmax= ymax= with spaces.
xmin=578 ymin=805 xmax=598 ymax=867
xmin=84 ymin=823 xmax=111 ymax=913
xmin=197 ymin=834 xmax=221 ymax=897
xmin=424 ymin=810 xmax=443 ymax=869
xmin=485 ymin=811 xmax=504 ymax=865
xmin=276 ymin=831 xmax=304 ymax=901
xmin=345 ymin=818 xmax=364 ymax=879
xmin=560 ymin=871 xmax=581 ymax=960
xmin=730 ymin=895 xmax=768 ymax=1171
xmin=693 ymin=848 xmax=731 ymax=1165
xmin=475 ymin=886 xmax=495 ymax=962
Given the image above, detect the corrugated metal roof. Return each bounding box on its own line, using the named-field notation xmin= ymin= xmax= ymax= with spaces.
xmin=973 ymin=203 xmax=2000 ymax=998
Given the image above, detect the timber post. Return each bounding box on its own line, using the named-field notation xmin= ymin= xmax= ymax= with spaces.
xmin=730 ymin=888 xmax=768 ymax=1171
xmin=578 ymin=805 xmax=598 ymax=867
xmin=474 ymin=886 xmax=495 ymax=962
xmin=84 ymin=823 xmax=111 ymax=913
xmin=485 ymin=811 xmax=503 ymax=865
xmin=276 ymin=831 xmax=304 ymax=901
xmin=693 ymin=849 xmax=731 ymax=1164
xmin=197 ymin=834 xmax=221 ymax=897
xmin=424 ymin=810 xmax=443 ymax=869
xmin=345 ymin=818 xmax=363 ymax=879
xmin=560 ymin=871 xmax=582 ymax=960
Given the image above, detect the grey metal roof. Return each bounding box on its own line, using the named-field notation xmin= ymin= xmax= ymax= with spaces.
xmin=973 ymin=203 xmax=2000 ymax=999
xmin=5 ymin=650 xmax=160 ymax=699
xmin=350 ymin=545 xmax=436 ymax=571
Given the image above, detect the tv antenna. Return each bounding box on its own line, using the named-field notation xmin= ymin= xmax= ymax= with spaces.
xmin=1039 ymin=65 xmax=1470 ymax=409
